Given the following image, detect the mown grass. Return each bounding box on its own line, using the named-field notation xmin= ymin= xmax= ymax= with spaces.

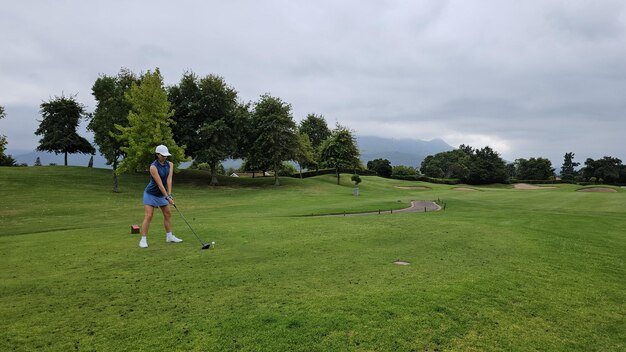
xmin=1 ymin=166 xmax=624 ymax=351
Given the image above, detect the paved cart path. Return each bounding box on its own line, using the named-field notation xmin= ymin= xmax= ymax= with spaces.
xmin=322 ymin=200 xmax=441 ymax=217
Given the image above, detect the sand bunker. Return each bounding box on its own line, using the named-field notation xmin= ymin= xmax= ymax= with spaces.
xmin=513 ymin=183 xmax=557 ymax=190
xmin=453 ymin=187 xmax=478 ymax=192
xmin=394 ymin=186 xmax=430 ymax=190
xmin=577 ymin=187 xmax=618 ymax=193
xmin=393 ymin=261 xmax=411 ymax=265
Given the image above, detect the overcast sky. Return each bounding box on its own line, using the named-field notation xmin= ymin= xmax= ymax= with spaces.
xmin=1 ymin=0 xmax=625 ymax=166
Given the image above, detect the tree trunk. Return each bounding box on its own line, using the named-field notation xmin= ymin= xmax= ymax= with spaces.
xmin=274 ymin=163 xmax=280 ymax=186
xmin=209 ymin=161 xmax=219 ymax=186
xmin=112 ymin=159 xmax=119 ymax=193
xmin=336 ymin=167 xmax=340 ymax=185
xmin=299 ymin=165 xmax=303 ymax=179
xmin=64 ymin=152 xmax=68 ymax=166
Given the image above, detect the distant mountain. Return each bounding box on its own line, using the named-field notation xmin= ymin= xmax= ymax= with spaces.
xmin=9 ymin=136 xmax=453 ymax=169
xmin=11 ymin=150 xmax=110 ymax=168
xmin=357 ymin=136 xmax=454 ymax=167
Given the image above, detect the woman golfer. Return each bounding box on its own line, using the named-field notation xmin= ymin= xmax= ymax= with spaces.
xmin=139 ymin=145 xmax=183 ymax=248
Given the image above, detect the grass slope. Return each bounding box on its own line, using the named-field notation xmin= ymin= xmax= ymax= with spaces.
xmin=1 ymin=167 xmax=625 ymax=351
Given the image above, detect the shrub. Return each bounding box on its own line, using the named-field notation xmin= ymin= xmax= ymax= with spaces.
xmin=278 ymin=162 xmax=297 ymax=176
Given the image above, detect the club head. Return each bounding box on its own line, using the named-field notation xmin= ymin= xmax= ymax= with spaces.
xmin=201 ymin=243 xmax=212 ymax=250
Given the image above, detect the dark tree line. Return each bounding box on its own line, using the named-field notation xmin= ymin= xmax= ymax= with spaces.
xmin=42 ymin=67 xmax=359 ymax=189
xmin=419 ymin=145 xmax=508 ymax=184
xmin=580 ymin=156 xmax=626 ymax=184
xmin=414 ymin=148 xmax=626 ymax=185
xmin=20 ymin=67 xmax=625 ymax=187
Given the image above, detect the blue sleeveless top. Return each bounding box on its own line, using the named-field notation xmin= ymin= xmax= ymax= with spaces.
xmin=145 ymin=160 xmax=170 ymax=196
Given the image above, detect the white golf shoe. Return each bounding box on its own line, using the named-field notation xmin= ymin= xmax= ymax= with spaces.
xmin=166 ymin=233 xmax=183 ymax=243
xmin=139 ymin=236 xmax=148 ymax=248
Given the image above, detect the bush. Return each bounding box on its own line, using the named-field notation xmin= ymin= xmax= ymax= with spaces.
xmin=278 ymin=162 xmax=297 ymax=176
xmin=392 ymin=165 xmax=419 ymax=177
xmin=391 ymin=174 xmax=460 ymax=185
xmin=189 ymin=161 xmax=226 ymax=175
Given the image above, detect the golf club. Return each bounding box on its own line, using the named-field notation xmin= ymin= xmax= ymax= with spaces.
xmin=172 ymin=203 xmax=213 ymax=250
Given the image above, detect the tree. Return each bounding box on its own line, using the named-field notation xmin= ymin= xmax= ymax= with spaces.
xmin=319 ymin=124 xmax=360 ymax=185
xmin=420 ymin=145 xmax=507 ymax=184
xmin=560 ymin=152 xmax=580 ymax=181
xmin=367 ymin=158 xmax=393 ymax=178
xmin=294 ymin=132 xmax=316 ymax=178
xmin=581 ymin=156 xmax=623 ymax=184
xmin=116 ymin=68 xmax=186 ymax=174
xmin=89 ymin=68 xmax=139 ymax=191
xmin=168 ymin=71 xmax=203 ymax=159
xmin=420 ymin=155 xmax=444 ymax=178
xmin=466 ymin=146 xmax=508 ymax=184
xmin=0 ymin=105 xmax=7 ymax=161
xmin=35 ymin=95 xmax=95 ymax=166
xmin=420 ymin=149 xmax=470 ymax=179
xmin=169 ymin=73 xmax=246 ymax=185
xmin=514 ymin=157 xmax=555 ymax=180
xmin=299 ymin=114 xmax=331 ymax=172
xmin=299 ymin=113 xmax=331 ymax=150
xmin=250 ymin=94 xmax=299 ymax=186
xmin=392 ymin=165 xmax=419 ymax=177
xmin=0 ymin=105 xmax=16 ymax=166
xmin=195 ymin=75 xmax=245 ymax=185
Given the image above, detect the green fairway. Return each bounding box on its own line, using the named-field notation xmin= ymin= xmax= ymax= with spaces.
xmin=1 ymin=166 xmax=624 ymax=351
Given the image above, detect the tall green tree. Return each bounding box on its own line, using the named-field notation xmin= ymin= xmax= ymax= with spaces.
xmin=35 ymin=95 xmax=95 ymax=166
xmin=116 ymin=68 xmax=186 ymax=174
xmin=420 ymin=155 xmax=445 ymax=178
xmin=294 ymin=132 xmax=316 ymax=177
xmin=169 ymin=73 xmax=246 ymax=185
xmin=0 ymin=105 xmax=16 ymax=166
xmin=319 ymin=124 xmax=360 ymax=185
xmin=367 ymin=158 xmax=393 ymax=178
xmin=560 ymin=152 xmax=580 ymax=181
xmin=581 ymin=156 xmax=622 ymax=184
xmin=299 ymin=113 xmax=331 ymax=172
xmin=0 ymin=105 xmax=6 ymax=156
xmin=420 ymin=149 xmax=470 ymax=179
xmin=168 ymin=71 xmax=203 ymax=158
xmin=232 ymin=102 xmax=253 ymax=160
xmin=466 ymin=146 xmax=508 ymax=184
xmin=513 ymin=157 xmax=555 ymax=180
xmin=195 ymin=75 xmax=243 ymax=185
xmin=240 ymin=101 xmax=272 ymax=178
xmin=251 ymin=94 xmax=299 ymax=186
xmin=428 ymin=144 xmax=509 ymax=184
xmin=89 ymin=68 xmax=139 ymax=191
xmin=299 ymin=113 xmax=331 ymax=150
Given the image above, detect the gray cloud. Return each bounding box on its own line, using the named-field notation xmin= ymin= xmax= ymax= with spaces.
xmin=1 ymin=0 xmax=626 ymax=167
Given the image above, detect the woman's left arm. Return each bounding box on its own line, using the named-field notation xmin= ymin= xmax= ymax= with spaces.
xmin=167 ymin=161 xmax=174 ymax=197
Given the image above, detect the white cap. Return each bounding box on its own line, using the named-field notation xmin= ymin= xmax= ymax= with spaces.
xmin=155 ymin=145 xmax=171 ymax=156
